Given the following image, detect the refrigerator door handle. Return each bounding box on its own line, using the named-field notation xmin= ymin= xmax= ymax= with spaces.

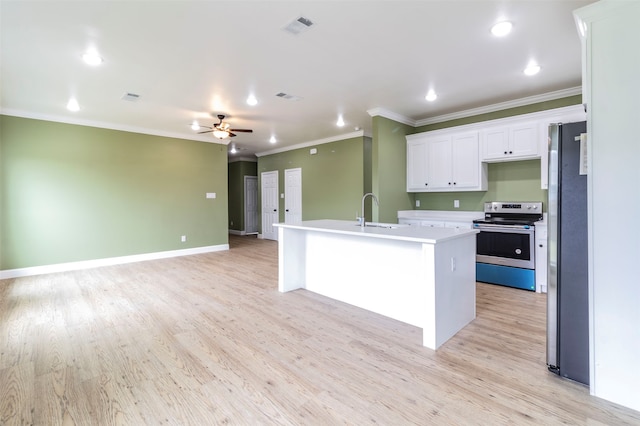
xmin=547 ymin=123 xmax=560 ymax=370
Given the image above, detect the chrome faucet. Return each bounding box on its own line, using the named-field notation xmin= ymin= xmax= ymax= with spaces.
xmin=359 ymin=192 xmax=379 ymax=227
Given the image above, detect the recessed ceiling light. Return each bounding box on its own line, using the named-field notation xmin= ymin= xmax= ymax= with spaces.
xmin=191 ymin=121 xmax=200 ymax=131
xmin=524 ymin=63 xmax=541 ymax=76
xmin=425 ymin=90 xmax=438 ymax=102
xmin=82 ymin=50 xmax=103 ymax=66
xmin=336 ymin=115 xmax=345 ymax=127
xmin=247 ymin=94 xmax=258 ymax=106
xmin=269 ymin=135 xmax=277 ymax=144
xmin=66 ymin=98 xmax=80 ymax=112
xmin=230 ymin=143 xmax=237 ymax=154
xmin=491 ymin=21 xmax=513 ymax=37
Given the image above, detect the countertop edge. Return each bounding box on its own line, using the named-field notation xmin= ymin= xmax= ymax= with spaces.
xmin=274 ymin=220 xmax=478 ymax=244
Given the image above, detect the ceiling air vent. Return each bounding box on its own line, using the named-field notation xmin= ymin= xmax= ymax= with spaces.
xmin=275 ymin=92 xmax=302 ymax=101
xmin=283 ymin=16 xmax=314 ymax=35
xmin=121 ymin=92 xmax=140 ymax=102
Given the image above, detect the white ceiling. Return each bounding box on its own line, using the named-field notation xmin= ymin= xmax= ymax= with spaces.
xmin=0 ymin=0 xmax=593 ymax=157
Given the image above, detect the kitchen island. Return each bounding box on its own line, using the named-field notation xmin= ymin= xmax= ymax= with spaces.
xmin=274 ymin=219 xmax=477 ymax=350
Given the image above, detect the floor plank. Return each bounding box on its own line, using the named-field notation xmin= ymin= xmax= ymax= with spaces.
xmin=1 ymin=234 xmax=639 ymax=425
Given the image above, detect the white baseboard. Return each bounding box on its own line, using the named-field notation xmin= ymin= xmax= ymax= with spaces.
xmin=228 ymin=229 xmax=246 ymax=236
xmin=0 ymin=244 xmax=229 ymax=280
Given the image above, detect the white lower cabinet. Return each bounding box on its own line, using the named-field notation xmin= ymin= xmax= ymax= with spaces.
xmin=445 ymin=221 xmax=473 ymax=230
xmin=398 ymin=218 xmax=474 ymax=230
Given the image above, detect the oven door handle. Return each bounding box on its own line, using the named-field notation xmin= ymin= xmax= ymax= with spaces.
xmin=473 ymin=224 xmax=534 ymax=232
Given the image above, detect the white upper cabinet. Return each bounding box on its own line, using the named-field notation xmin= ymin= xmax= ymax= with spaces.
xmin=481 ymin=122 xmax=539 ymax=161
xmin=406 ymin=138 xmax=429 ymax=191
xmin=407 ymin=105 xmax=586 ymax=192
xmin=406 ymin=131 xmax=487 ymax=192
xmin=425 ymin=135 xmax=452 ymax=190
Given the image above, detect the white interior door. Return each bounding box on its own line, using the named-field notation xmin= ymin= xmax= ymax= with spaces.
xmin=244 ymin=176 xmax=258 ymax=234
xmin=261 ymin=171 xmax=279 ymax=240
xmin=284 ymin=168 xmax=302 ymax=224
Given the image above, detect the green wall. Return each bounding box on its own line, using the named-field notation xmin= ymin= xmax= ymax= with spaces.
xmin=371 ymin=116 xmax=414 ymax=222
xmin=414 ymin=160 xmax=545 ymax=211
xmin=0 ymin=115 xmax=229 ymax=270
xmin=228 ymin=160 xmax=257 ymax=231
xmin=413 ymin=95 xmax=582 ymax=133
xmin=257 ymin=137 xmax=364 ymax=224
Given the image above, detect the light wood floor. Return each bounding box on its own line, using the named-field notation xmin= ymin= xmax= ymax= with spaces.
xmin=1 ymin=235 xmax=639 ymax=425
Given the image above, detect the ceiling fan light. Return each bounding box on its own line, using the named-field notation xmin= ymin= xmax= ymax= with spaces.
xmin=191 ymin=121 xmax=200 ymax=131
xmin=213 ymin=129 xmax=229 ymax=139
xmin=269 ymin=135 xmax=277 ymax=144
xmin=247 ymin=94 xmax=258 ymax=106
xmin=336 ymin=115 xmax=345 ymax=127
xmin=425 ymin=90 xmax=438 ymax=102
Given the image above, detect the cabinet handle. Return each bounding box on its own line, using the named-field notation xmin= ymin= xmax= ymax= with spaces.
xmin=425 ymin=183 xmax=428 ymax=186
xmin=273 ymin=209 xmax=277 ymax=212
xmin=286 ymin=209 xmax=289 ymax=212
xmin=539 ymin=244 xmax=543 ymax=248
xmin=509 ymin=151 xmax=513 ymax=154
xmin=448 ymin=182 xmax=451 ymax=185
xmin=453 ymin=182 xmax=457 ymax=185
xmin=504 ymin=151 xmax=508 ymax=154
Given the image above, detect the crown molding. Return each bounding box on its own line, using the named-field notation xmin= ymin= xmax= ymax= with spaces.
xmin=366 ymin=107 xmax=416 ymax=126
xmin=0 ymin=108 xmax=225 ymax=145
xmin=414 ymin=87 xmax=582 ymax=126
xmin=255 ymin=130 xmax=365 ymax=157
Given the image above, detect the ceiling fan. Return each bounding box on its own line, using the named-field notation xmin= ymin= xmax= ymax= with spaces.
xmin=197 ymin=114 xmax=253 ymax=139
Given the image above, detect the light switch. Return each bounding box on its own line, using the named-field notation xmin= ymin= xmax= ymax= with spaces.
xmin=281 ymin=193 xmax=284 ymax=199
xmin=416 ymin=200 xmax=421 ymax=207
xmin=454 ymin=199 xmax=460 ymax=208
xmin=206 ymin=192 xmax=216 ymax=199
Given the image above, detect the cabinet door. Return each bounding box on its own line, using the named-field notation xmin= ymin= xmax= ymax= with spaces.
xmin=509 ymin=122 xmax=539 ymax=158
xmin=452 ymin=132 xmax=480 ymax=189
xmin=406 ymin=139 xmax=428 ymax=191
xmin=426 ymin=136 xmax=452 ymax=189
xmin=482 ymin=127 xmax=509 ymax=160
xmin=445 ymin=221 xmax=473 ymax=230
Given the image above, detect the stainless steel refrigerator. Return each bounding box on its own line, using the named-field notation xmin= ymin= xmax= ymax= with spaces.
xmin=547 ymin=121 xmax=589 ymax=386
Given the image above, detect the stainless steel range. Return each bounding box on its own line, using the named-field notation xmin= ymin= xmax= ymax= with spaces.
xmin=473 ymin=201 xmax=542 ymax=291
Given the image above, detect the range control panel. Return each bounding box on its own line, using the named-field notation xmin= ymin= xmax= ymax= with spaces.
xmin=483 ymin=201 xmax=542 ymax=214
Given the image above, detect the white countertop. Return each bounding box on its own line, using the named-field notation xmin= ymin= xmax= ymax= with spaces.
xmin=274 ymin=219 xmax=477 ymax=244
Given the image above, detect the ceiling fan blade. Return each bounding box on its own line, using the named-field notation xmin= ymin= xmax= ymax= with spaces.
xmin=230 ymin=129 xmax=253 ymax=133
xmin=198 ymin=130 xmax=213 ymax=134
xmin=229 ymin=132 xmax=237 ymax=137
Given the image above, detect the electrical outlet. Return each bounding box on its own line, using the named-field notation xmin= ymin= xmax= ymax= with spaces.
xmin=181 ymin=235 xmax=186 ymax=242
xmin=454 ymin=199 xmax=460 ymax=208
xmin=416 ymin=200 xmax=421 ymax=207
